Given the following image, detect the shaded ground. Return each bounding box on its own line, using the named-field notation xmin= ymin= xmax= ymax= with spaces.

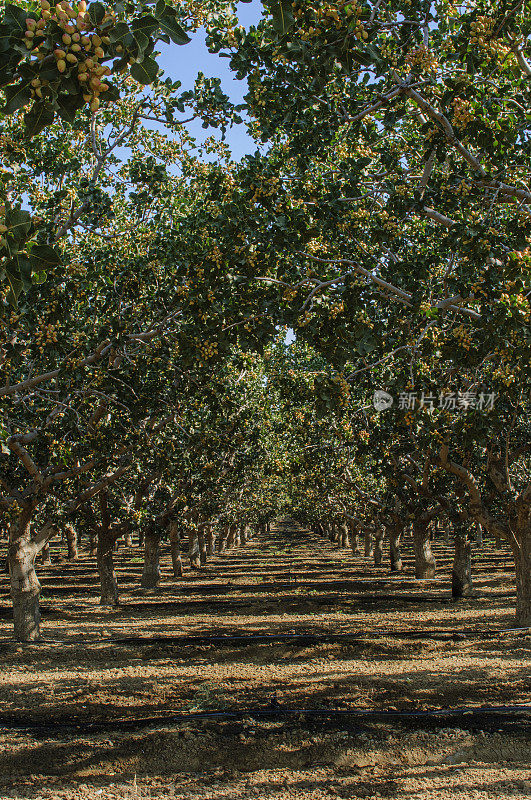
xmin=0 ymin=521 xmax=529 ymax=799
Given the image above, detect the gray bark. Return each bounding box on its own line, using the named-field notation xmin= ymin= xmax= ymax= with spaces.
xmin=364 ymin=528 xmax=374 ymax=559
xmin=141 ymin=525 xmax=161 ymax=588
xmin=65 ymin=524 xmax=78 ymax=560
xmin=8 ymin=507 xmax=50 ymax=642
xmin=189 ymin=530 xmax=201 ymax=569
xmin=413 ymin=518 xmax=436 ymax=578
xmin=169 ymin=522 xmax=183 ymax=578
xmin=452 ymin=528 xmax=472 ymax=598
xmin=373 ymin=526 xmax=384 ymax=566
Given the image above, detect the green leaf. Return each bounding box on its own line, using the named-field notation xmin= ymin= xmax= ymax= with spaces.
xmin=155 ymin=9 xmax=190 ymax=45
xmin=6 ymin=251 xmax=32 ymax=281
xmin=2 ymin=81 xmax=32 ymax=114
xmin=89 ymin=2 xmax=106 ymax=26
xmin=4 ymin=271 xmax=23 ymax=307
xmin=5 ymin=208 xmax=32 ymax=239
xmin=268 ymin=1 xmax=295 ymax=34
xmin=3 ymin=4 xmax=28 ymax=36
xmin=133 ymin=30 xmax=150 ymax=53
xmin=24 ymin=101 xmax=55 ymax=138
xmin=56 ymin=92 xmax=84 ymax=123
xmin=109 ymin=22 xmax=134 ymax=46
xmin=131 ymin=14 xmax=159 ymax=37
xmin=28 ymin=243 xmax=62 ymax=270
xmin=130 ymin=57 xmax=159 ymax=85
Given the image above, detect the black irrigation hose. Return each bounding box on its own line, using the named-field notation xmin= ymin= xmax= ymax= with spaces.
xmin=20 ymin=625 xmax=530 ymax=648
xmin=0 ymin=705 xmax=529 ymax=735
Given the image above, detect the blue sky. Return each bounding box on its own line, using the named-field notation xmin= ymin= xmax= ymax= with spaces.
xmin=157 ymin=0 xmax=264 ymax=159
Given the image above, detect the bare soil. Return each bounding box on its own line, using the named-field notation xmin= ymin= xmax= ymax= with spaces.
xmin=0 ymin=522 xmax=529 ymax=799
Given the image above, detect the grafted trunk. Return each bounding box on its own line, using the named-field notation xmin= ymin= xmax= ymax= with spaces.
xmin=227 ymin=524 xmax=237 ymax=549
xmin=40 ymin=543 xmax=51 ymax=565
xmin=218 ymin=524 xmax=229 ymax=553
xmin=348 ymin=522 xmax=361 ymax=555
xmin=233 ymin=524 xmax=241 ymax=548
xmin=97 ymin=528 xmax=119 ymax=606
xmin=169 ymin=522 xmax=183 ymax=578
xmin=65 ymin=524 xmax=78 ymax=560
xmin=198 ymin=526 xmax=207 ymax=565
xmin=511 ymin=520 xmax=531 ymax=627
xmin=97 ymin=493 xmax=119 ymax=607
xmin=388 ymin=521 xmax=403 ymax=572
xmin=189 ymin=529 xmax=201 ymax=569
xmin=337 ymin=522 xmax=349 ymax=549
xmin=8 ymin=507 xmax=46 ymax=642
xmin=413 ymin=519 xmax=436 ymax=579
xmin=141 ymin=524 xmax=161 ymax=588
xmin=474 ymin=524 xmax=483 ymax=546
xmin=206 ymin=525 xmax=216 ymax=556
xmin=373 ymin=526 xmax=384 ymax=566
xmin=452 ymin=528 xmax=472 ymax=598
xmin=364 ymin=528 xmax=374 ymax=559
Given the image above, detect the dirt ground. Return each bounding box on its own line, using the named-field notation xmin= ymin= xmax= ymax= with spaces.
xmin=0 ymin=522 xmax=529 ymax=799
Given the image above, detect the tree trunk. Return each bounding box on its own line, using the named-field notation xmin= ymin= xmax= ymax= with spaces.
xmin=452 ymin=528 xmax=472 ymax=598
xmin=233 ymin=523 xmax=241 ymax=547
xmin=124 ymin=531 xmax=133 ymax=547
xmin=338 ymin=522 xmax=349 ymax=549
xmin=512 ymin=521 xmax=531 ymax=627
xmin=65 ymin=524 xmax=78 ymax=560
xmin=373 ymin=526 xmax=384 ymax=566
xmin=8 ymin=507 xmax=44 ymax=642
xmin=364 ymin=528 xmax=374 ymax=559
xmin=189 ymin=529 xmax=201 ymax=569
xmin=474 ymin=523 xmax=483 ymax=546
xmin=240 ymin=525 xmax=248 ymax=545
xmin=329 ymin=524 xmax=338 ymax=544
xmin=413 ymin=519 xmax=436 ymax=578
xmin=348 ymin=522 xmax=361 ymax=554
xmin=206 ymin=525 xmax=216 ymax=555
xmin=169 ymin=522 xmax=183 ymax=578
xmin=388 ymin=521 xmax=403 ymax=572
xmin=198 ymin=526 xmax=207 ymax=565
xmin=373 ymin=525 xmax=385 ymax=567
xmin=218 ymin=525 xmax=229 ymax=553
xmin=40 ymin=542 xmax=51 ymax=565
xmin=88 ymin=530 xmax=97 ymax=556
xmin=227 ymin=524 xmax=237 ymax=549
xmin=141 ymin=525 xmax=161 ymax=588
xmin=97 ymin=492 xmax=119 ymax=606
xmin=97 ymin=529 xmax=119 ymax=606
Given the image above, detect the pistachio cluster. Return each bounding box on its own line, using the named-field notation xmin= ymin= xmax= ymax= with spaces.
xmin=453 ymin=324 xmax=472 ymax=350
xmin=24 ymin=0 xmax=117 ymax=112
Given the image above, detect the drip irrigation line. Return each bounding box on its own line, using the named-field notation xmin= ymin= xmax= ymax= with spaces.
xmin=0 ymin=705 xmax=529 ymax=735
xmin=15 ymin=625 xmax=530 ymax=648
